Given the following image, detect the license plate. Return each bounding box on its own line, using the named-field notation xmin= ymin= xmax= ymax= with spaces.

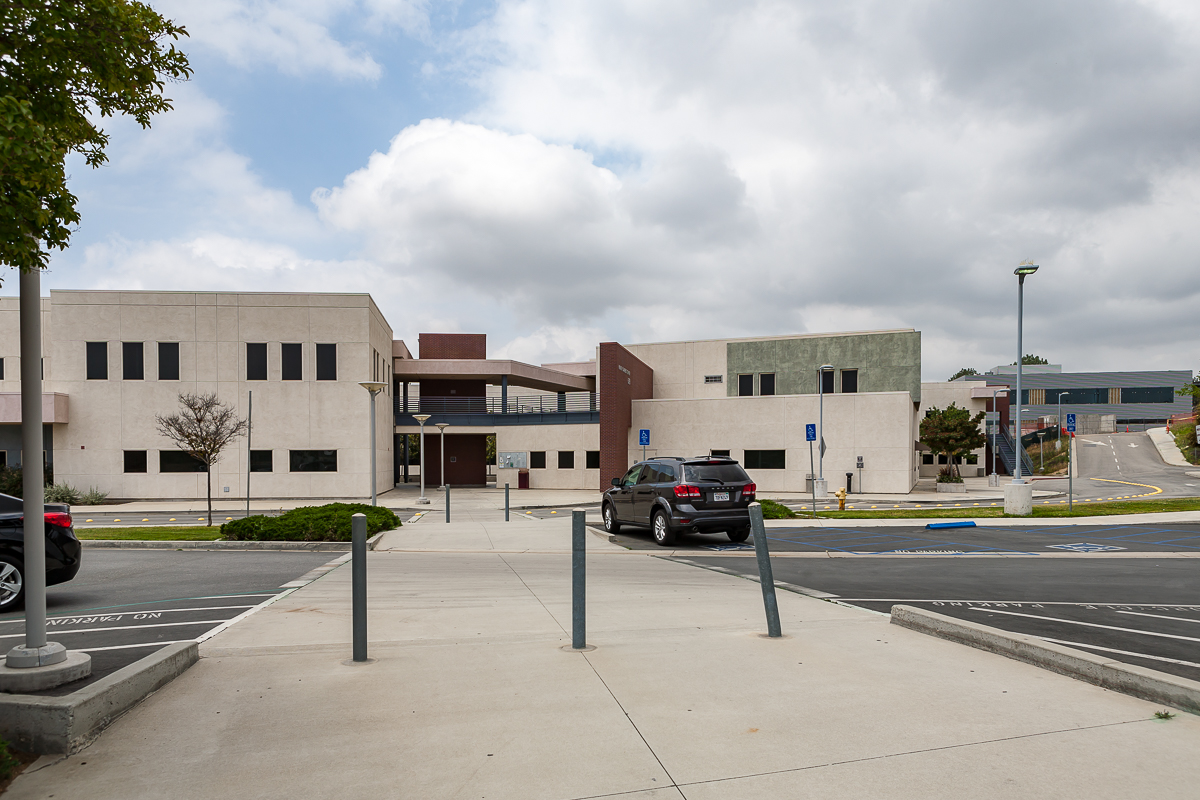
xmin=713 ymin=491 xmax=730 ymax=502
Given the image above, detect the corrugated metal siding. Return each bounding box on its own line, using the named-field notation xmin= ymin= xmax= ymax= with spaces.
xmin=968 ymin=370 xmax=1193 ymax=422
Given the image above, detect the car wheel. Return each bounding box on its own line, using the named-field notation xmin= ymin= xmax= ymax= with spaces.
xmin=603 ymin=503 xmax=621 ymax=534
xmin=0 ymin=555 xmax=24 ymax=612
xmin=727 ymin=527 xmax=750 ymax=543
xmin=652 ymin=510 xmax=676 ymax=547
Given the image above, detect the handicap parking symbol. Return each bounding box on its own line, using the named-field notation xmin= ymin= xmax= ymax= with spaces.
xmin=1047 ymin=542 xmax=1127 ymax=553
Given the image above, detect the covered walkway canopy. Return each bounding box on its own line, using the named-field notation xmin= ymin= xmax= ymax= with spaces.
xmin=392 ymin=358 xmax=595 ymax=393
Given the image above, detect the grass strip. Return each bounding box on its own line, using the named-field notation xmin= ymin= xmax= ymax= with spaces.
xmin=75 ymin=526 xmax=225 ymax=541
xmin=805 ymin=496 xmax=1200 ymax=520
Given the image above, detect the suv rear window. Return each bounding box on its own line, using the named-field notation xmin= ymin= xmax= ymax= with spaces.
xmin=683 ymin=463 xmax=750 ymax=483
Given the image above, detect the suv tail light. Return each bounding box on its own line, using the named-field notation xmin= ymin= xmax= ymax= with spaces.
xmin=743 ymin=483 xmax=756 ymax=499
xmin=44 ymin=511 xmax=73 ymax=528
xmin=673 ymin=485 xmax=702 ymax=498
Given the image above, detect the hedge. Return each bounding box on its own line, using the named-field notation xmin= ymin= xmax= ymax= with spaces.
xmin=221 ymin=503 xmax=401 ymax=542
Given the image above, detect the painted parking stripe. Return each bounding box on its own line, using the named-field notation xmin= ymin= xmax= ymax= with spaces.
xmin=73 ymin=640 xmax=194 ymax=654
xmin=0 ymin=619 xmax=229 ymax=640
xmin=969 ymin=607 xmax=1200 ymax=643
xmin=1115 ymin=610 xmax=1200 ymax=625
xmin=836 ymin=599 xmax=1200 ymax=607
xmin=0 ymin=605 xmax=257 ymax=627
xmin=1036 ymin=637 xmax=1200 ymax=670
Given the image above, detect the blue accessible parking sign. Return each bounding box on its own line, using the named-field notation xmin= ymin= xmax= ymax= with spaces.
xmin=1066 ymin=413 xmax=1076 ymax=433
xmin=639 ymin=429 xmax=650 ymax=446
xmin=806 ymin=424 xmax=817 ymax=442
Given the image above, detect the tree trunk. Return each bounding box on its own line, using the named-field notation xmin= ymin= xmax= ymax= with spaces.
xmin=206 ymin=464 xmax=212 ymax=527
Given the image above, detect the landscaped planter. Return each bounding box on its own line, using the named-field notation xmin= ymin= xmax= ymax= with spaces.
xmin=936 ymin=481 xmax=967 ymax=493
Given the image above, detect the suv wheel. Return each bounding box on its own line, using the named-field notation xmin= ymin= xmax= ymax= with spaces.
xmin=727 ymin=527 xmax=750 ymax=543
xmin=652 ymin=510 xmax=676 ymax=547
xmin=603 ymin=503 xmax=621 ymax=534
xmin=0 ymin=555 xmax=25 ymax=612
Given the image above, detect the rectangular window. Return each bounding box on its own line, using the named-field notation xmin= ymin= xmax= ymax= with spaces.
xmin=250 ymin=450 xmax=273 ymax=472
xmin=530 ymin=451 xmax=547 ymax=469
xmin=86 ymin=342 xmax=108 ymax=380
xmin=558 ymin=450 xmax=575 ymax=469
xmin=922 ymin=453 xmax=934 ymax=465
xmin=0 ymin=450 xmax=6 ymax=467
xmin=1120 ymin=387 xmax=1174 ymax=404
xmin=122 ymin=341 xmax=144 ymax=380
xmin=246 ymin=343 xmax=267 ymax=380
xmin=760 ymin=373 xmax=776 ymax=396
xmin=820 ymin=369 xmax=835 ymax=394
xmin=704 ymin=375 xmax=723 ymax=384
xmin=585 ymin=450 xmax=600 ymax=469
xmin=316 ymin=343 xmax=337 ymax=380
xmin=841 ymin=369 xmax=858 ymax=393
xmin=289 ymin=450 xmax=337 ymax=472
xmin=160 ymin=451 xmax=208 ymax=472
xmin=738 ymin=374 xmax=754 ymax=396
xmin=744 ymin=449 xmax=786 ymax=469
xmin=123 ymin=450 xmax=148 ymax=473
xmin=158 ymin=342 xmax=180 ymax=381
xmin=281 ymin=343 xmax=303 ymax=381
xmin=0 ymin=357 xmax=4 ymax=380
xmin=710 ymin=449 xmax=731 ymax=457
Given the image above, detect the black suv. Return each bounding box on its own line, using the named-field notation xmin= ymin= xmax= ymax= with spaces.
xmin=0 ymin=492 xmax=82 ymax=612
xmin=602 ymin=456 xmax=756 ymax=546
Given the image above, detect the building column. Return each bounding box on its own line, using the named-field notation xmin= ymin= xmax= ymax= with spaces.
xmin=501 ymin=375 xmax=508 ymax=413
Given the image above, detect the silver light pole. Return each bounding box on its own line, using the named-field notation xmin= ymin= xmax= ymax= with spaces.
xmin=817 ymin=364 xmax=833 ymax=480
xmin=414 ymin=414 xmax=431 ymax=504
xmin=1057 ymin=392 xmax=1068 ymax=451
xmin=359 ymin=382 xmax=387 ymax=506
xmin=436 ymin=422 xmax=449 ymax=489
xmin=1012 ymin=262 xmax=1038 ymax=484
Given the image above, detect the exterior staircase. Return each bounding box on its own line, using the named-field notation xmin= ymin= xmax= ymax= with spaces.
xmin=993 ymin=425 xmax=1035 ymax=477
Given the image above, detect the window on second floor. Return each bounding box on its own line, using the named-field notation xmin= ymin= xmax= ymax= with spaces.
xmin=738 ymin=374 xmax=754 ymax=396
xmin=841 ymin=369 xmax=858 ymax=393
xmin=246 ymin=343 xmax=267 ymax=381
xmin=123 ymin=342 xmax=144 ymax=380
xmin=282 ymin=343 xmax=303 ymax=381
xmin=158 ymin=342 xmax=180 ymax=381
xmin=760 ymin=373 xmax=776 ymax=396
xmin=86 ymin=342 xmax=108 ymax=380
xmin=316 ymin=343 xmax=337 ymax=380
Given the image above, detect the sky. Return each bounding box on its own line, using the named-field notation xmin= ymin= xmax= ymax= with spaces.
xmin=12 ymin=0 xmax=1200 ymax=379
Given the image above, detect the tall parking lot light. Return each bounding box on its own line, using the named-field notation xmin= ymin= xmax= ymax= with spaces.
xmin=1057 ymin=392 xmax=1069 ymax=450
xmin=1012 ymin=262 xmax=1038 ymax=484
xmin=359 ymin=382 xmax=387 ymax=506
xmin=436 ymin=422 xmax=449 ymax=489
xmin=817 ymin=364 xmax=834 ymax=481
xmin=414 ymin=414 xmax=431 ymax=504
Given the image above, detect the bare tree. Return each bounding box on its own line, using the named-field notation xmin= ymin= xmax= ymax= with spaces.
xmin=156 ymin=393 xmax=248 ymax=526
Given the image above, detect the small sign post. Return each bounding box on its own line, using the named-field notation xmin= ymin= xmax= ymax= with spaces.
xmin=1065 ymin=415 xmax=1075 ymax=513
xmin=639 ymin=428 xmax=650 ymax=461
xmin=806 ymin=424 xmax=817 ymax=517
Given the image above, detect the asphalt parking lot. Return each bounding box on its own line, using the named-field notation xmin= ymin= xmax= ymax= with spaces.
xmin=669 ymin=555 xmax=1200 ymax=683
xmin=0 ymin=549 xmax=341 ymax=695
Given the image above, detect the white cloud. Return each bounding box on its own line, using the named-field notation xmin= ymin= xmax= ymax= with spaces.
xmin=492 ymin=325 xmax=605 ymax=365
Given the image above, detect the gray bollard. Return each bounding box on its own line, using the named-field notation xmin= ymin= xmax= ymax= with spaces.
xmin=572 ymin=508 xmax=586 ymax=649
xmin=352 ymin=513 xmax=368 ymax=662
xmin=445 ymin=484 xmax=450 ymax=523
xmin=505 ymin=483 xmax=510 ymax=522
xmin=749 ymin=503 xmax=782 ymax=637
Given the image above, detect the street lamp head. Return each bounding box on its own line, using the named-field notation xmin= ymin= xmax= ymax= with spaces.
xmin=819 ymin=364 xmax=834 ymax=371
xmin=359 ymin=381 xmax=387 ymax=394
xmin=1014 ymin=261 xmax=1039 ymax=276
xmin=435 ymin=422 xmax=449 ymax=431
xmin=413 ymin=414 xmax=431 ymax=424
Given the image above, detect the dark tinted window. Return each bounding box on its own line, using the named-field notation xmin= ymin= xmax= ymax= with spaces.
xmin=530 ymin=451 xmax=546 ymax=469
xmin=123 ymin=451 xmax=147 ymax=473
xmin=636 ymin=466 xmax=657 ymax=483
xmin=585 ymin=450 xmax=600 ymax=469
xmin=250 ymin=450 xmax=273 ymax=472
xmin=620 ymin=466 xmax=641 ymax=486
xmin=820 ymin=370 xmax=835 ymax=394
xmin=0 ymin=357 xmax=5 ymax=380
xmin=1121 ymin=387 xmax=1174 ymax=404
xmin=738 ymin=374 xmax=753 ymax=396
xmin=683 ymin=463 xmax=750 ymax=482
xmin=316 ymin=343 xmax=337 ymax=380
xmin=760 ymin=373 xmax=775 ymax=396
xmin=710 ymin=449 xmax=731 ymax=457
xmin=656 ymin=463 xmax=677 ymax=482
xmin=282 ymin=343 xmax=303 ymax=380
xmin=160 ymin=451 xmax=208 ymax=472
xmin=247 ymin=343 xmax=267 ymax=380
xmin=122 ymin=342 xmax=144 ymax=380
xmin=0 ymin=490 xmax=19 ymax=511
xmin=558 ymin=450 xmax=575 ymax=469
xmin=158 ymin=342 xmax=180 ymax=380
xmin=744 ymin=450 xmax=786 ymax=469
xmin=290 ymin=450 xmax=337 ymax=472
xmin=841 ymin=369 xmax=858 ymax=393
xmin=86 ymin=342 xmax=108 ymax=380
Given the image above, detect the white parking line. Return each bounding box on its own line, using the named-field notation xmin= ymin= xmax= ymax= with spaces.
xmin=73 ymin=640 xmax=194 ymax=654
xmin=1037 ymin=637 xmax=1200 ymax=670
xmin=0 ymin=605 xmax=257 ymax=627
xmin=1116 ymin=610 xmax=1200 ymax=625
xmin=0 ymin=619 xmax=228 ymax=640
xmin=969 ymin=607 xmax=1200 ymax=643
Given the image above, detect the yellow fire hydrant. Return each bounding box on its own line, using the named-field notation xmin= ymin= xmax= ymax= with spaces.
xmin=834 ymin=486 xmax=848 ymax=511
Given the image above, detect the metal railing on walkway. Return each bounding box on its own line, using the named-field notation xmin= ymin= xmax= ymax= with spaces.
xmin=395 ymin=392 xmax=598 ymax=415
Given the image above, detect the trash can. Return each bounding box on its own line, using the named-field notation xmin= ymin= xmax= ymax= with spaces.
xmin=846 ymin=473 xmax=853 ymax=494
xmin=518 ymin=468 xmax=530 ymax=489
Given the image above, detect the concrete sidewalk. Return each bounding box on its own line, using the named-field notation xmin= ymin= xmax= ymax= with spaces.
xmin=11 ymin=518 xmax=1200 ymax=799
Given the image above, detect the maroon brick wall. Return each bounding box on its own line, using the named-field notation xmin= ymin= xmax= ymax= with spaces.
xmin=597 ymin=342 xmax=653 ymax=490
xmin=418 ymin=333 xmax=486 ymax=360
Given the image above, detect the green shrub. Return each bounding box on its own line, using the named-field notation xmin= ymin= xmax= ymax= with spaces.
xmin=1172 ymin=423 xmax=1198 ymax=465
xmin=937 ymin=467 xmax=964 ymax=483
xmin=1 ymin=738 xmax=19 ymax=783
xmin=221 ymin=503 xmax=400 ymax=542
xmin=80 ymin=486 xmax=110 ymax=505
xmin=757 ymin=498 xmax=798 ymax=519
xmin=0 ymin=466 xmax=20 ymax=498
xmin=44 ymin=483 xmax=82 ymax=504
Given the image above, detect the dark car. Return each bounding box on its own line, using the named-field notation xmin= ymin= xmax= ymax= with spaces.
xmin=602 ymin=456 xmax=756 ymax=546
xmin=0 ymin=492 xmax=82 ymax=612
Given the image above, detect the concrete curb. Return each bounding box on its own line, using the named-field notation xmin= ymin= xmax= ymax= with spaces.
xmin=890 ymin=605 xmax=1200 ymax=714
xmin=0 ymin=641 xmax=199 ymax=754
xmin=80 ymin=532 xmax=386 ymax=551
xmin=1147 ymin=426 xmax=1194 ymax=467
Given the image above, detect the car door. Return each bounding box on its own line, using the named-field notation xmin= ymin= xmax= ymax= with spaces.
xmin=610 ymin=465 xmax=641 ymax=521
xmin=632 ymin=464 xmax=660 ymax=525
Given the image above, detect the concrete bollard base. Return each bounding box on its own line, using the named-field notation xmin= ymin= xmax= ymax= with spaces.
xmin=1003 ymin=482 xmax=1033 ymax=515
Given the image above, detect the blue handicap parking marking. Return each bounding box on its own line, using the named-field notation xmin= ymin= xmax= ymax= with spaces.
xmin=1047 ymin=542 xmax=1128 ymax=553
